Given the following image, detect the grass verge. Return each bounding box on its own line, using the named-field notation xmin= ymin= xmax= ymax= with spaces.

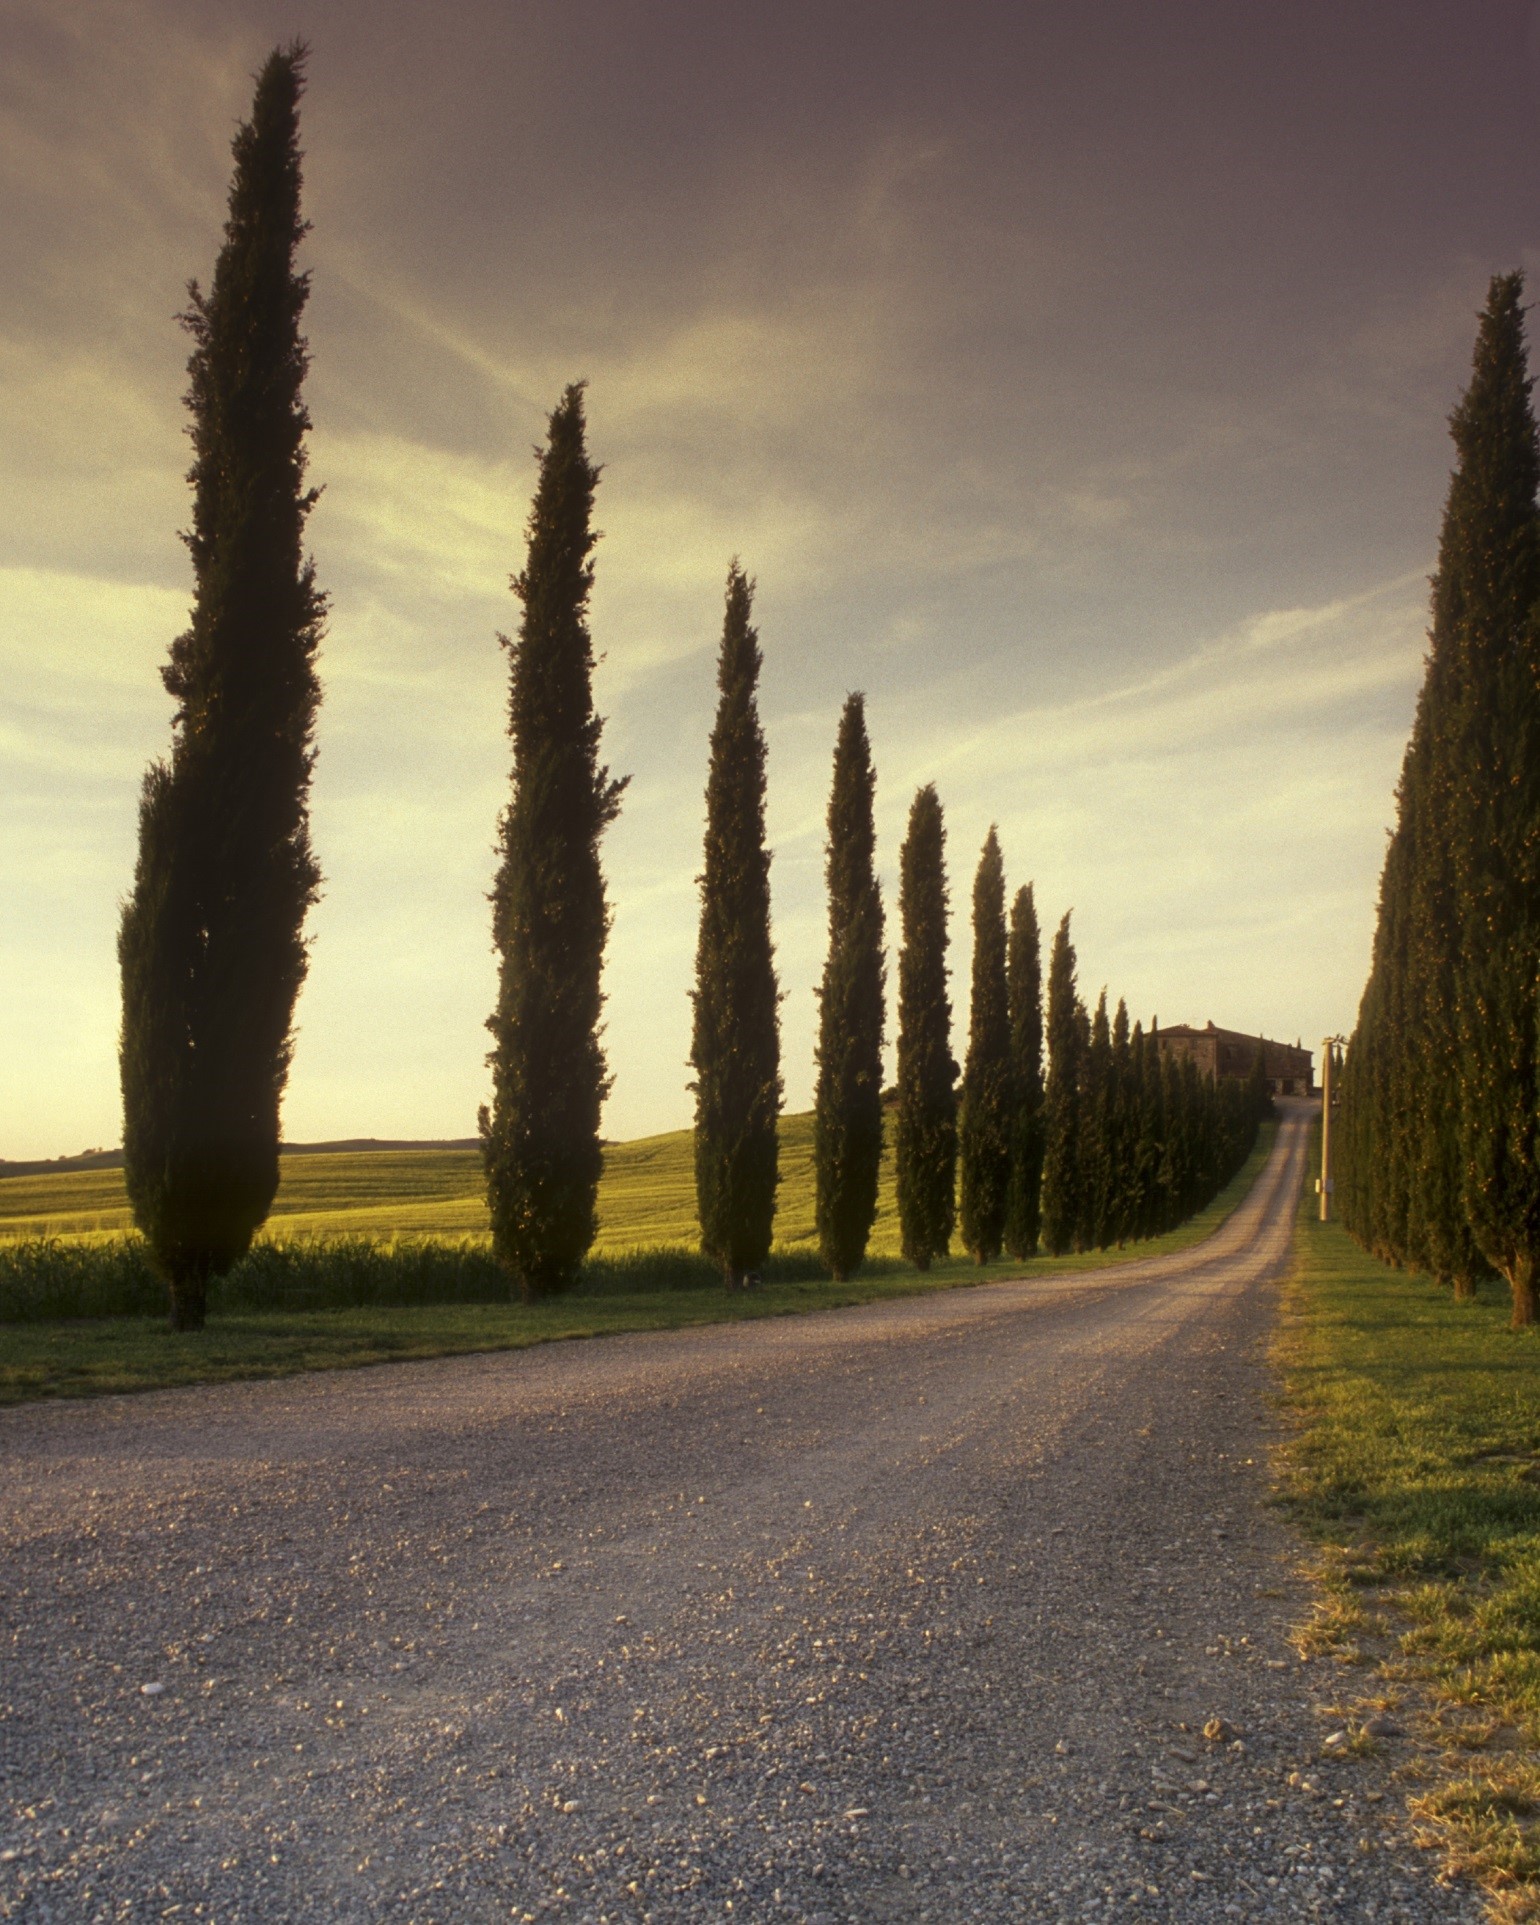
xmin=0 ymin=1122 xmax=1276 ymax=1409
xmin=1277 ymin=1129 xmax=1540 ymax=1919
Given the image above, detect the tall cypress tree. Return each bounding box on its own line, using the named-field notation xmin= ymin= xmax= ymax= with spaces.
xmin=1080 ymin=990 xmax=1113 ymax=1249
xmin=1341 ymin=765 xmax=1423 ymax=1265
xmin=1003 ymin=883 xmax=1044 ymax=1260
xmin=1340 ymin=274 xmax=1540 ymax=1314
xmin=691 ymin=564 xmax=781 ymax=1285
xmin=482 ymin=384 xmax=627 ymax=1301
xmin=813 ymin=693 xmax=886 ymax=1281
xmin=1247 ymin=1034 xmax=1273 ymax=1125
xmin=1040 ymin=913 xmax=1082 ymax=1256
xmin=1450 ymin=274 xmax=1540 ymax=1327
xmin=1404 ymin=701 xmax=1480 ymax=1289
xmin=959 ymin=828 xmax=1012 ymax=1263
xmin=1138 ymin=1021 xmax=1167 ymax=1237
xmin=895 ymin=784 xmax=957 ymax=1269
xmin=1157 ymin=1049 xmax=1186 ymax=1232
xmin=1128 ymin=1020 xmax=1158 ymax=1238
xmin=119 ymin=45 xmax=323 ymax=1332
xmin=1109 ymin=998 xmax=1134 ymax=1244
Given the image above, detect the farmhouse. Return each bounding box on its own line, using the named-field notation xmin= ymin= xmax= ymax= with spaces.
xmin=1153 ymin=1022 xmax=1312 ymax=1096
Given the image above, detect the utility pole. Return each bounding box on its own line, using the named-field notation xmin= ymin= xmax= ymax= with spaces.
xmin=1318 ymin=1034 xmax=1344 ymax=1221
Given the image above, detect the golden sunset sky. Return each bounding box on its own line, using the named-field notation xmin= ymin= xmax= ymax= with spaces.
xmin=5 ymin=0 xmax=1538 ymax=1157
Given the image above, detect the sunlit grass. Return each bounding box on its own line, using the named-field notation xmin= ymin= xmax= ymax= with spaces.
xmin=0 ymin=1112 xmax=842 ymax=1250
xmin=1278 ymin=1125 xmax=1540 ymax=1916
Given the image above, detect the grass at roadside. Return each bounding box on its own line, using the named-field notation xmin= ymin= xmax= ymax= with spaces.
xmin=0 ymin=1272 xmax=981 ymax=1407
xmin=1278 ymin=1136 xmax=1540 ymax=1919
xmin=0 ymin=1123 xmax=1277 ymax=1407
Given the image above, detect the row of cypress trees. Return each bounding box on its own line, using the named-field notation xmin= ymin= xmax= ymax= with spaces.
xmin=675 ymin=590 xmax=1272 ymax=1288
xmin=678 ymin=574 xmax=1032 ymax=1287
xmin=1336 ymin=272 xmax=1540 ymax=1329
xmin=116 ymin=47 xmax=1274 ymax=1325
xmin=1039 ymin=921 xmax=1269 ymax=1257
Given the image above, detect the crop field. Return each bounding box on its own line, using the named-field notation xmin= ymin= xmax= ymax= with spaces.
xmin=0 ymin=1110 xmax=884 ymax=1254
xmin=0 ymin=1116 xmax=1280 ymax=1409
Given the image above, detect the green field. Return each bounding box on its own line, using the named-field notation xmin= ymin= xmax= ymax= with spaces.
xmin=0 ymin=1121 xmax=1277 ymax=1405
xmin=0 ymin=1110 xmax=862 ymax=1253
xmin=1279 ymin=1136 xmax=1540 ymax=1915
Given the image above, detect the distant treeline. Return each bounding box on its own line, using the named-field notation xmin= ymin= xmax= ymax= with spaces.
xmin=107 ymin=47 xmax=1273 ymax=1328
xmin=1337 ymin=273 xmax=1540 ymax=1329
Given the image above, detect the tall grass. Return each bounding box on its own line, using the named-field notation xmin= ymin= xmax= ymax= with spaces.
xmin=0 ymin=1236 xmax=865 ymax=1323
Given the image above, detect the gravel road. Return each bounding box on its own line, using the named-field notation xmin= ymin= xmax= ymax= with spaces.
xmin=0 ymin=1105 xmax=1479 ymax=1923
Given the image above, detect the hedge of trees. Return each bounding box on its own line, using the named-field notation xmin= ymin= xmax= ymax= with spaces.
xmin=1336 ymin=273 xmax=1540 ymax=1329
xmin=118 ymin=49 xmax=1276 ymax=1322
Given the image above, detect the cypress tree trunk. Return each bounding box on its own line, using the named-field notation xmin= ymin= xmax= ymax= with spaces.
xmin=1040 ymin=913 xmax=1082 ymax=1256
xmin=959 ymin=828 xmax=1012 ymax=1264
xmin=119 ymin=45 xmax=323 ymax=1333
xmin=813 ymin=694 xmax=886 ymax=1281
xmin=691 ymin=564 xmax=781 ymax=1285
xmin=1003 ymin=883 xmax=1044 ymax=1260
xmin=894 ymin=785 xmax=957 ymax=1269
xmin=482 ymin=385 xmax=627 ymax=1301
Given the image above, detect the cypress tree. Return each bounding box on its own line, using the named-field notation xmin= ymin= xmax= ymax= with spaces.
xmin=1375 ymin=826 xmax=1420 ymax=1263
xmin=1073 ymin=996 xmax=1093 ymax=1245
xmin=1192 ymin=1057 xmax=1219 ymax=1205
xmin=1404 ymin=720 xmax=1480 ymax=1288
xmin=1040 ymin=913 xmax=1082 ymax=1256
xmin=959 ymin=828 xmax=1012 ymax=1263
xmin=1450 ymin=274 xmax=1540 ymax=1326
xmin=119 ymin=45 xmax=323 ymax=1332
xmin=895 ymin=784 xmax=957 ymax=1269
xmin=1003 ymin=883 xmax=1044 ymax=1260
xmin=1343 ymin=707 xmax=1430 ymax=1267
xmin=1109 ymin=998 xmax=1134 ymax=1244
xmin=481 ymin=384 xmax=627 ymax=1300
xmin=1139 ymin=1021 xmax=1167 ymax=1237
xmin=1128 ymin=1021 xmax=1158 ymax=1239
xmin=1157 ymin=1051 xmax=1186 ymax=1231
xmin=1178 ymin=1058 xmax=1203 ymax=1218
xmin=1340 ymin=274 xmax=1540 ymax=1311
xmin=813 ymin=693 xmax=886 ymax=1281
xmin=691 ymin=564 xmax=781 ymax=1285
xmin=1080 ymin=990 xmax=1114 ymax=1249
xmin=1247 ymin=1034 xmax=1273 ymax=1125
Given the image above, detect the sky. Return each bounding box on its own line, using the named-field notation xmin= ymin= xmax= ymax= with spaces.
xmin=4 ymin=0 xmax=1540 ymax=1158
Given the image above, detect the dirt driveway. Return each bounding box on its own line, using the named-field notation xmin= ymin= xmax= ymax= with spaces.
xmin=0 ymin=1108 xmax=1478 ymax=1921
